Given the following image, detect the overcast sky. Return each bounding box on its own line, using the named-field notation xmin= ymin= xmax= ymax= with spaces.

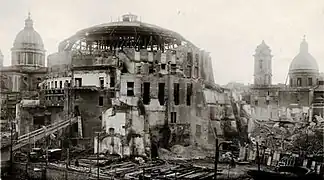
xmin=1 ymin=0 xmax=324 ymax=85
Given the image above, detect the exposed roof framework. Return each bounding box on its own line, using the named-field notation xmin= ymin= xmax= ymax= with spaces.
xmin=58 ymin=20 xmax=196 ymax=54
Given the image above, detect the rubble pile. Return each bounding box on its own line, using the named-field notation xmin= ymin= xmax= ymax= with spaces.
xmin=159 ymin=145 xmax=214 ymax=160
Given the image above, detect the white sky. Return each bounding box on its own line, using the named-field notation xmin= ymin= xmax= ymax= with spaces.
xmin=1 ymin=0 xmax=324 ymax=85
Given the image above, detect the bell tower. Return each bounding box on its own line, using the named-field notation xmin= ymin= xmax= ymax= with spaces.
xmin=254 ymin=40 xmax=273 ymax=86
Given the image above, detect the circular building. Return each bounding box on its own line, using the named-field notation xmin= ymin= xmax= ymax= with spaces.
xmin=44 ymin=14 xmax=217 ymax=155
xmin=289 ymin=37 xmax=319 ymax=87
xmin=11 ymin=13 xmax=46 ymax=67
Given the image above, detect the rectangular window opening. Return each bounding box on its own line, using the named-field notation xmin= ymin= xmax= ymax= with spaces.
xmin=161 ymin=64 xmax=166 ymax=70
xmin=186 ymin=83 xmax=192 ymax=106
xmin=75 ymin=78 xmax=82 ymax=87
xmin=143 ymin=82 xmax=150 ymax=105
xmin=187 ymin=52 xmax=193 ymax=65
xmin=110 ymin=76 xmax=115 ymax=88
xmin=54 ymin=81 xmax=57 ymax=89
xmin=297 ymin=78 xmax=302 ymax=86
xmin=99 ymin=96 xmax=104 ymax=106
xmin=158 ymin=83 xmax=165 ymax=105
xmin=266 ymin=100 xmax=270 ymax=105
xmin=149 ymin=62 xmax=154 ymax=74
xmin=171 ymin=112 xmax=177 ymax=123
xmin=255 ymin=100 xmax=258 ymax=106
xmin=308 ymin=77 xmax=312 ymax=86
xmin=127 ymin=82 xmax=134 ymax=96
xmin=99 ymin=77 xmax=104 ymax=89
xmin=174 ymin=83 xmax=180 ymax=105
xmin=59 ymin=81 xmax=62 ymax=89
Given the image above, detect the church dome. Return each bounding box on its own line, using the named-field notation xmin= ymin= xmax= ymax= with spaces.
xmin=289 ymin=38 xmax=319 ymax=73
xmin=11 ymin=13 xmax=45 ymax=67
xmin=12 ymin=13 xmax=44 ymax=50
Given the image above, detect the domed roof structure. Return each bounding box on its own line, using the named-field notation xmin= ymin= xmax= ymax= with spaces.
xmin=11 ymin=13 xmax=46 ymax=67
xmin=12 ymin=12 xmax=44 ymax=50
xmin=289 ymin=37 xmax=319 ymax=73
xmin=58 ymin=13 xmax=195 ymax=52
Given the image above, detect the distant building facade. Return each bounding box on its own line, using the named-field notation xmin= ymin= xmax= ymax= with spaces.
xmin=250 ymin=38 xmax=323 ymax=121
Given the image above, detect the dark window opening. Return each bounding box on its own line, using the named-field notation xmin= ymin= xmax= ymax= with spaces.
xmin=266 ymin=100 xmax=270 ymax=105
xmin=267 ymin=91 xmax=270 ymax=96
xmin=319 ymin=80 xmax=324 ymax=85
xmin=58 ymin=96 xmax=61 ymax=100
xmin=74 ymin=106 xmax=80 ymax=116
xmin=109 ymin=128 xmax=115 ymax=135
xmin=149 ymin=62 xmax=154 ymax=74
xmin=54 ymin=81 xmax=57 ymax=88
xmin=308 ymin=77 xmax=312 ymax=86
xmin=75 ymin=78 xmax=82 ymax=87
xmin=99 ymin=77 xmax=104 ymax=89
xmin=59 ymin=81 xmax=62 ymax=89
xmin=255 ymin=100 xmax=258 ymax=106
xmin=174 ymin=83 xmax=180 ymax=105
xmin=171 ymin=64 xmax=177 ymax=74
xmin=161 ymin=64 xmax=166 ymax=70
xmin=187 ymin=52 xmax=193 ymax=65
xmin=99 ymin=96 xmax=104 ymax=106
xmin=127 ymin=82 xmax=134 ymax=96
xmin=33 ymin=117 xmax=45 ymax=129
xmin=37 ymin=77 xmax=41 ymax=81
xmin=158 ymin=83 xmax=165 ymax=105
xmin=143 ymin=82 xmax=150 ymax=105
xmin=187 ymin=83 xmax=192 ymax=106
xmin=99 ymin=116 xmax=102 ymax=120
xmin=297 ymin=78 xmax=302 ymax=86
xmin=110 ymin=76 xmax=115 ymax=88
xmin=171 ymin=112 xmax=177 ymax=123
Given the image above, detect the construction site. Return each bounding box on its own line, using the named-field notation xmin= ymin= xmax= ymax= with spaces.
xmin=1 ymin=13 xmax=324 ymax=180
xmin=0 ymin=13 xmax=253 ymax=179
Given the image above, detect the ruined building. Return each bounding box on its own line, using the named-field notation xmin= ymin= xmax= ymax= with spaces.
xmin=250 ymin=38 xmax=324 ymax=121
xmin=0 ymin=13 xmax=231 ymax=157
xmin=43 ymin=14 xmax=230 ymax=157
